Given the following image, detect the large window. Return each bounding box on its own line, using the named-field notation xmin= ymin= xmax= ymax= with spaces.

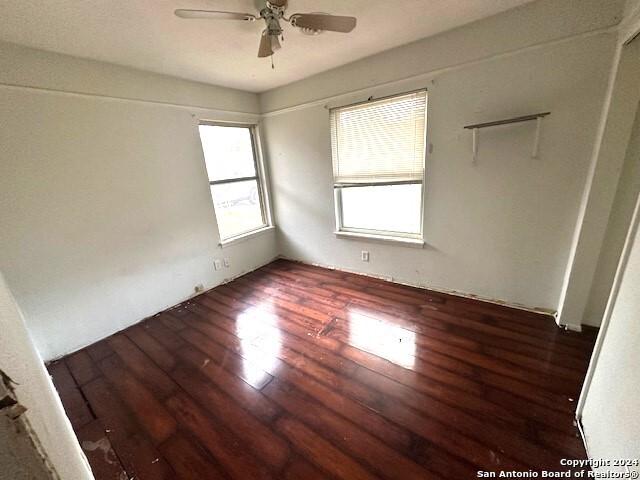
xmin=330 ymin=90 xmax=427 ymax=241
xmin=198 ymin=123 xmax=270 ymax=243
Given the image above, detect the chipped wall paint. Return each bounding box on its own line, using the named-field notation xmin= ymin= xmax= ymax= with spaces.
xmin=0 ymin=370 xmax=55 ymax=480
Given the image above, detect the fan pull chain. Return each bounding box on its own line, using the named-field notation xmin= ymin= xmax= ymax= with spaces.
xmin=270 ymin=33 xmax=283 ymax=69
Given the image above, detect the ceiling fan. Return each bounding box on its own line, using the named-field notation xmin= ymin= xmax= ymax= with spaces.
xmin=175 ymin=0 xmax=357 ymax=61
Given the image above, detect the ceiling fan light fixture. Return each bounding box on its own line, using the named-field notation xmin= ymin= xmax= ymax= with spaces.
xmin=300 ymin=26 xmax=324 ymax=36
xmin=289 ymin=12 xmax=356 ymax=33
xmin=292 ymin=14 xmax=328 ymax=36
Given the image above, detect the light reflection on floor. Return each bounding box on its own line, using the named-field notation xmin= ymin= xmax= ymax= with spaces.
xmin=235 ymin=302 xmax=282 ymax=384
xmin=345 ymin=309 xmax=416 ymax=369
xmin=231 ymin=299 xmax=417 ymax=376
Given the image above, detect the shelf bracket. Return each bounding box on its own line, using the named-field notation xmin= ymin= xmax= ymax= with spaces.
xmin=472 ymin=128 xmax=479 ymax=164
xmin=532 ymin=116 xmax=543 ymax=159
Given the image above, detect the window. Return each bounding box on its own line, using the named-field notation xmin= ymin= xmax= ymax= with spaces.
xmin=198 ymin=123 xmax=270 ymax=243
xmin=330 ymin=90 xmax=427 ymax=241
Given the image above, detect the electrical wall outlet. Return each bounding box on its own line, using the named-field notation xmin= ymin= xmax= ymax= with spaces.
xmin=361 ymin=250 xmax=370 ymax=262
xmin=223 ymin=259 xmax=230 ymax=268
xmin=214 ymin=259 xmax=222 ymax=270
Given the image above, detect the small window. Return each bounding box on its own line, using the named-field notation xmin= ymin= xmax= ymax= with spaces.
xmin=198 ymin=123 xmax=269 ymax=242
xmin=330 ymin=90 xmax=427 ymax=240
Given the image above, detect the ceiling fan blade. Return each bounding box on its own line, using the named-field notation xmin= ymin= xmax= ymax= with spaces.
xmin=258 ymin=31 xmax=273 ymax=58
xmin=291 ymin=13 xmax=356 ymax=33
xmin=174 ymin=9 xmax=256 ymax=21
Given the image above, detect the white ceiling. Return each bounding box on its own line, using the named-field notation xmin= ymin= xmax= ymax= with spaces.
xmin=0 ymin=0 xmax=534 ymax=92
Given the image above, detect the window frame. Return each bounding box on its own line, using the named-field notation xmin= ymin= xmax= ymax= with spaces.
xmin=330 ymin=89 xmax=428 ymax=244
xmin=198 ymin=120 xmax=273 ymax=245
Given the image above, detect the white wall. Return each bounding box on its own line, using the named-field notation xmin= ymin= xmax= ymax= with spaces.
xmin=0 ymin=41 xmax=257 ymax=114
xmin=0 ymin=0 xmax=630 ymax=364
xmin=557 ymin=15 xmax=640 ymax=329
xmin=580 ymin=192 xmax=640 ymax=475
xmin=578 ymin=28 xmax=640 ymax=464
xmin=259 ymin=0 xmax=623 ymax=113
xmin=624 ymin=0 xmax=640 ymax=18
xmin=260 ymin=0 xmax=620 ymax=313
xmin=583 ymin=94 xmax=640 ymax=327
xmin=0 ymin=272 xmax=94 ymax=479
xmin=0 ymin=42 xmax=277 ymax=360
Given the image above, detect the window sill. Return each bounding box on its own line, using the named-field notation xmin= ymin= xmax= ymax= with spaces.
xmin=219 ymin=225 xmax=275 ymax=248
xmin=334 ymin=230 xmax=424 ymax=248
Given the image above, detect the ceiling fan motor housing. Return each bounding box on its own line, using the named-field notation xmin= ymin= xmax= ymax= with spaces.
xmin=266 ymin=0 xmax=287 ymax=10
xmin=260 ymin=10 xmax=283 ymax=36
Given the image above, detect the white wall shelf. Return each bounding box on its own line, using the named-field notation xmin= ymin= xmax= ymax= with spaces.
xmin=464 ymin=112 xmax=550 ymax=162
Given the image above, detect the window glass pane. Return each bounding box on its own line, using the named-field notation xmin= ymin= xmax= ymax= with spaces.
xmin=341 ymin=184 xmax=422 ymax=234
xmin=210 ymin=180 xmax=264 ymax=240
xmin=198 ymin=125 xmax=256 ymax=181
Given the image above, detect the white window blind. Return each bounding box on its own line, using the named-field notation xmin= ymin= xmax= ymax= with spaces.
xmin=330 ymin=90 xmax=427 ymax=185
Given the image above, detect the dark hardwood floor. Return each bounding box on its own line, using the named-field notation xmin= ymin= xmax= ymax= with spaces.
xmin=47 ymin=259 xmax=598 ymax=480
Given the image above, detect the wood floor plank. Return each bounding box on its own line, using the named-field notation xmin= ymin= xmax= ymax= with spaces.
xmin=51 ymin=259 xmax=597 ymax=480
xmin=266 ymin=276 xmax=586 ymax=378
xmin=348 ymin=295 xmax=590 ymax=362
xmin=339 ymin=331 xmax=570 ymax=437
xmin=165 ymin=393 xmax=275 ymax=480
xmin=98 ymin=355 xmax=177 ymax=445
xmin=175 ymin=345 xmax=280 ymax=423
xmin=66 ymin=350 xmax=101 ymax=386
xmin=81 ymin=377 xmax=176 ymax=480
xmin=158 ymin=433 xmax=229 ymax=480
xmin=330 ymin=321 xmax=575 ymax=394
xmin=282 ymin=456 xmax=335 ymax=480
xmin=47 ymin=360 xmax=94 ymax=429
xmin=190 ymin=283 xmax=549 ymax=465
xmin=272 ymin=260 xmax=596 ymax=342
xmin=217 ymin=274 xmax=585 ymax=393
xmin=159 ymin=312 xmax=187 ymax=331
xmin=178 ymin=330 xmax=411 ymax=452
xmin=107 ymin=333 xmax=178 ymax=399
xmin=76 ymin=420 xmax=128 ymax=480
xmin=247 ymin=271 xmax=591 ymax=378
xmin=125 ymin=324 xmax=177 ymax=372
xmin=180 ymin=298 xmax=526 ymax=471
xmin=352 ymin=365 xmax=563 ymax=469
xmin=168 ymin=365 xmax=290 ymax=470
xmin=142 ymin=318 xmax=186 ymax=351
xmin=47 ymin=360 xmax=77 ymax=393
xmin=85 ymin=339 xmax=115 ymax=362
xmin=275 ymin=415 xmax=381 ymax=480
xmin=263 ymin=377 xmax=438 ymax=480
xmin=198 ymin=291 xmax=336 ymax=346
xmin=195 ymin=276 xmax=578 ymax=440
xmin=178 ymin=322 xmax=274 ymax=390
